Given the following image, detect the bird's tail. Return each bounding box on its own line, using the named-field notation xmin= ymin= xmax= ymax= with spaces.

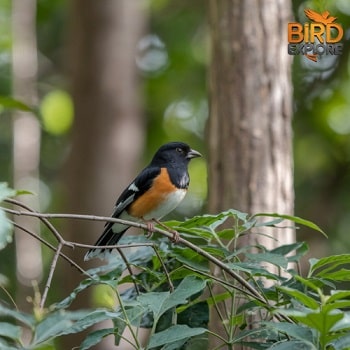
xmin=84 ymin=223 xmax=128 ymax=261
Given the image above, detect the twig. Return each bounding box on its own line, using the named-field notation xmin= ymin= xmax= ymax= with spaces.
xmin=117 ymin=247 xmax=140 ymax=295
xmin=5 ymin=198 xmax=67 ymax=245
xmin=40 ymin=242 xmax=63 ymax=310
xmin=114 ymin=287 xmax=141 ymax=350
xmin=12 ymin=222 xmax=89 ymax=277
xmin=152 ymin=244 xmax=174 ymax=292
xmin=208 ymin=282 xmax=230 ymax=336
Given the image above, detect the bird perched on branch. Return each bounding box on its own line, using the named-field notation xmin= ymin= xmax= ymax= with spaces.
xmin=84 ymin=141 xmax=202 ymax=261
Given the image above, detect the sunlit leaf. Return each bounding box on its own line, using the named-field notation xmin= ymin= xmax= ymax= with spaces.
xmin=277 ymin=286 xmax=319 ymax=310
xmin=254 ymin=213 xmax=327 ymax=237
xmin=309 ymin=255 xmax=350 ymax=276
xmin=0 ymin=96 xmax=34 ymax=112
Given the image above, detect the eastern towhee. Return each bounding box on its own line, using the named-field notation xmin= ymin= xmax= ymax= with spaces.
xmin=84 ymin=141 xmax=201 ymax=260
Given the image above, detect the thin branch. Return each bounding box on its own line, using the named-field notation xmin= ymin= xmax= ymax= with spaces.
xmin=208 ymin=282 xmax=230 ymax=336
xmin=152 ymin=244 xmax=174 ymax=292
xmin=12 ymin=222 xmax=89 ymax=277
xmin=114 ymin=287 xmax=141 ymax=350
xmin=117 ymin=247 xmax=140 ymax=295
xmin=40 ymin=242 xmax=63 ymax=310
xmin=5 ymin=198 xmax=67 ymax=245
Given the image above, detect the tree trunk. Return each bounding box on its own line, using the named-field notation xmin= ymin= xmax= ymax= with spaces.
xmin=62 ymin=1 xmax=146 ymax=348
xmin=207 ymin=0 xmax=294 ymax=348
xmin=12 ymin=1 xmax=42 ymax=345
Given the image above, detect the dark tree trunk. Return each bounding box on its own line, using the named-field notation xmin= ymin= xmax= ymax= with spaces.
xmin=62 ymin=1 xmax=146 ymax=348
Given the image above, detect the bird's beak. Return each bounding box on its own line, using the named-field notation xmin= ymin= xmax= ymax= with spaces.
xmin=187 ymin=148 xmax=202 ymax=159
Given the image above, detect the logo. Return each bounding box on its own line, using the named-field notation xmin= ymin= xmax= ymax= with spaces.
xmin=288 ymin=9 xmax=344 ymax=62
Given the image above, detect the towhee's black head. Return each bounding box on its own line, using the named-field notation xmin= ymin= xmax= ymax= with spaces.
xmin=150 ymin=141 xmax=202 ymax=168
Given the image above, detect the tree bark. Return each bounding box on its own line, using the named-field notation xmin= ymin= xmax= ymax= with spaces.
xmin=207 ymin=0 xmax=294 ymax=348
xmin=12 ymin=0 xmax=42 ymax=338
xmin=62 ymin=1 xmax=146 ymax=348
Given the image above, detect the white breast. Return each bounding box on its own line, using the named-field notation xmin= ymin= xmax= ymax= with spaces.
xmin=143 ymin=189 xmax=187 ymax=220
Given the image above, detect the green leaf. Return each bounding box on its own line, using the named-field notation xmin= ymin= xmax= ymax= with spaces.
xmin=0 ymin=183 xmax=16 ymax=250
xmin=172 ymin=247 xmax=209 ymax=272
xmin=228 ymin=262 xmax=280 ymax=280
xmin=0 ymin=322 xmax=21 ymax=341
xmin=327 ymin=327 xmax=350 ymax=349
xmin=294 ymin=312 xmax=343 ymax=335
xmin=160 ymin=276 xmax=206 ymax=315
xmin=328 ymin=290 xmax=350 ymax=303
xmin=309 ymin=255 xmax=350 ymax=276
xmin=254 ymin=218 xmax=284 ymax=227
xmin=173 ymin=209 xmax=248 ymax=231
xmin=138 ymin=292 xmax=170 ymax=321
xmin=0 ymin=96 xmax=34 ymax=112
xmin=138 ymin=276 xmax=206 ymax=321
xmin=80 ymin=328 xmax=115 ymax=350
xmin=0 ymin=339 xmax=19 ymax=350
xmin=147 ymin=324 xmax=206 ymax=349
xmin=270 ymin=242 xmax=309 ymax=263
xmin=33 ymin=309 xmax=118 ymax=344
xmin=33 ymin=311 xmax=77 ymax=344
xmin=0 ymin=303 xmax=34 ymax=327
xmin=318 ymin=269 xmax=350 ymax=281
xmin=177 ymin=301 xmax=209 ymax=328
xmin=323 ymin=301 xmax=350 ymax=315
xmin=53 ymin=278 xmax=100 ymax=310
xmin=0 ymin=210 xmax=13 ymax=250
xmin=267 ymin=340 xmax=317 ymax=349
xmin=0 ymin=183 xmax=16 ymax=202
xmin=294 ymin=275 xmax=321 ymax=292
xmin=277 ymin=286 xmax=319 ymax=310
xmin=254 ymin=213 xmax=327 ymax=237
xmin=262 ymin=322 xmax=313 ymax=343
xmin=245 ymin=252 xmax=288 ymax=269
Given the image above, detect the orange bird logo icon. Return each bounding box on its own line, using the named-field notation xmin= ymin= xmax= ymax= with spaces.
xmin=303 ymin=9 xmax=338 ymax=62
xmin=304 ymin=9 xmax=337 ymax=25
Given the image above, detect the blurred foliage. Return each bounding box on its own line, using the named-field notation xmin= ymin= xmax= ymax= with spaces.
xmin=292 ymin=0 xmax=350 ymax=255
xmin=40 ymin=90 xmax=73 ymax=135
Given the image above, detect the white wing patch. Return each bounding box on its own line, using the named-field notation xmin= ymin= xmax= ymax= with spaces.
xmin=113 ymin=193 xmax=135 ymax=217
xmin=128 ymin=182 xmax=139 ymax=192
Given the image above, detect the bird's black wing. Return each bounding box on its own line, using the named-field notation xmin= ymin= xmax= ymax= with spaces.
xmin=84 ymin=166 xmax=161 ymax=260
xmin=111 ymin=165 xmax=161 ymax=218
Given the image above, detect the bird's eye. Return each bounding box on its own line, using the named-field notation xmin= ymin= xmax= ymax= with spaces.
xmin=176 ymin=147 xmax=184 ymax=153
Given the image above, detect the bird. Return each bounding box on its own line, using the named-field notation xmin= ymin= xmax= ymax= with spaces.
xmin=304 ymin=9 xmax=337 ymax=25
xmin=84 ymin=141 xmax=202 ymax=261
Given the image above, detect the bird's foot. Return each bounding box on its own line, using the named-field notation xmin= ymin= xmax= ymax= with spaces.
xmin=143 ymin=220 xmax=155 ymax=238
xmin=152 ymin=219 xmax=180 ymax=243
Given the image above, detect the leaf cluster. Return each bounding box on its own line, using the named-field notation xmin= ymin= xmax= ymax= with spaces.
xmin=1 ymin=183 xmax=350 ymax=349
